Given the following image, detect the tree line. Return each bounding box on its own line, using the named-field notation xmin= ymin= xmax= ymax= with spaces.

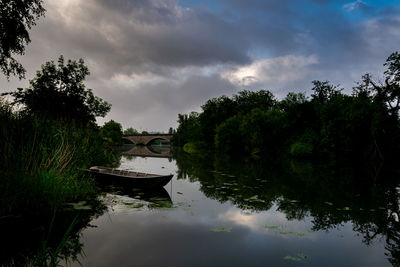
xmin=173 ymin=52 xmax=400 ymax=164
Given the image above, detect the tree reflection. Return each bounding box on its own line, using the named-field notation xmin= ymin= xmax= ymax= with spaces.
xmin=173 ymin=149 xmax=400 ymax=265
xmin=0 ymin=199 xmax=106 ymax=266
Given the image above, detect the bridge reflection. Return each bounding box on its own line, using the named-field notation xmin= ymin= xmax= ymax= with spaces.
xmin=122 ymin=144 xmax=172 ymax=158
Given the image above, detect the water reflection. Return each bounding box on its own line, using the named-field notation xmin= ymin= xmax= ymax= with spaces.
xmin=173 ymin=150 xmax=400 ymax=266
xmin=71 ymin=150 xmax=400 ymax=266
xmin=0 ymin=199 xmax=106 ymax=266
xmin=122 ymin=144 xmax=172 ymax=158
xmin=98 ymin=184 xmax=173 ymax=209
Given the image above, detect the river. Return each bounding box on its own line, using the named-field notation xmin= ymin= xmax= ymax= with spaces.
xmin=68 ymin=148 xmax=399 ymax=267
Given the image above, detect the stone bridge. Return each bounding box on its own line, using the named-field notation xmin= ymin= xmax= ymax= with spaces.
xmin=122 ymin=134 xmax=173 ymax=146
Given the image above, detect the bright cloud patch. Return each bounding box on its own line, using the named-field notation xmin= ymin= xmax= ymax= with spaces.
xmin=223 ymin=55 xmax=318 ymax=87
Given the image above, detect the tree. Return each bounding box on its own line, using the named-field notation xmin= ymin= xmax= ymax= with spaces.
xmin=0 ymin=0 xmax=45 ymax=79
xmin=385 ymin=51 xmax=400 ymax=85
xmin=352 ymin=52 xmax=400 ymax=116
xmin=100 ymin=120 xmax=122 ymax=145
xmin=8 ymin=55 xmax=111 ymax=124
xmin=233 ymin=90 xmax=276 ymax=113
xmin=382 ymin=52 xmax=400 ymax=114
xmin=123 ymin=127 xmax=139 ymax=135
xmin=311 ymin=80 xmax=342 ymax=103
xmin=279 ymin=92 xmax=307 ymax=111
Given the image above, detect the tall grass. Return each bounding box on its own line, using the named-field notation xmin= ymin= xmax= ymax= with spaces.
xmin=0 ymin=99 xmax=117 ymax=216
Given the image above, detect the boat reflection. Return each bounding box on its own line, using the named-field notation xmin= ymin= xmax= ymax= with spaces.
xmin=98 ymin=183 xmax=173 ymax=208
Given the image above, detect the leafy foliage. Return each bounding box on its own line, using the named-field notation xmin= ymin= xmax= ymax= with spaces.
xmin=0 ymin=100 xmax=118 ymax=216
xmin=7 ymin=56 xmax=111 ymax=124
xmin=174 ymin=52 xmax=400 ymax=163
xmin=100 ymin=120 xmax=123 ymax=145
xmin=123 ymin=127 xmax=139 ymax=135
xmin=0 ymin=0 xmax=45 ymax=79
xmin=172 ymin=112 xmax=203 ymax=146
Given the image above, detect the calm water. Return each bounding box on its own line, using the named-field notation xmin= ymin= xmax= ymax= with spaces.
xmin=68 ymin=149 xmax=400 ymax=267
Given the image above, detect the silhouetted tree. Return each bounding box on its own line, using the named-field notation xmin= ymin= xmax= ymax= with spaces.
xmin=174 ymin=52 xmax=400 ymax=163
xmin=311 ymin=80 xmax=342 ymax=103
xmin=8 ymin=56 xmax=111 ymax=124
xmin=0 ymin=0 xmax=45 ymax=79
xmin=101 ymin=120 xmax=122 ymax=145
xmin=123 ymin=127 xmax=139 ymax=135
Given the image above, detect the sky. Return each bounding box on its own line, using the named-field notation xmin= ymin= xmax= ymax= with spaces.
xmin=0 ymin=0 xmax=399 ymax=132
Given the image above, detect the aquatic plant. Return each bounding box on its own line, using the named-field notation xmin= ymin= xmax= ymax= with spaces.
xmin=0 ymin=99 xmax=118 ymax=217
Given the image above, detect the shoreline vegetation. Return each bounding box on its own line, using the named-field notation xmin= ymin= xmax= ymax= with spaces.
xmin=0 ymin=56 xmax=121 ymax=218
xmin=0 ymin=101 xmax=117 ymax=217
xmin=0 ymin=2 xmax=123 ymax=265
xmin=173 ymin=52 xmax=400 ymax=168
xmin=0 ymin=99 xmax=119 ymax=265
xmin=0 ymin=56 xmax=121 ymax=265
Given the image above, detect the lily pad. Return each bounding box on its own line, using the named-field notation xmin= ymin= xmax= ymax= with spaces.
xmin=123 ymin=202 xmax=145 ymax=209
xmin=149 ymin=201 xmax=175 ymax=209
xmin=280 ymin=231 xmax=306 ymax=237
xmin=264 ymin=225 xmax=280 ymax=230
xmin=211 ymin=227 xmax=232 ymax=232
xmin=66 ymin=201 xmax=92 ymax=210
xmin=283 ymin=253 xmax=307 ymax=262
xmin=283 ymin=255 xmax=301 ymax=262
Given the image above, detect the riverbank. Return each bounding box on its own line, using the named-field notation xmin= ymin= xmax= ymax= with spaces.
xmin=0 ymin=100 xmax=117 ymax=217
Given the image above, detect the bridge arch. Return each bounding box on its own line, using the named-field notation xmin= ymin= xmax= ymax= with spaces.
xmin=122 ymin=137 xmax=135 ymax=144
xmin=122 ymin=134 xmax=173 ymax=146
xmin=145 ymin=137 xmax=171 ymax=146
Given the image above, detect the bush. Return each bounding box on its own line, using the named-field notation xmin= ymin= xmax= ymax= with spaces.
xmin=0 ymin=100 xmax=117 ymax=216
xmin=290 ymin=141 xmax=313 ymax=157
xmin=183 ymin=142 xmax=206 ymax=154
xmin=100 ymin=120 xmax=123 ymax=145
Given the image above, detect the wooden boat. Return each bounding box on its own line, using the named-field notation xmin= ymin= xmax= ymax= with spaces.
xmin=82 ymin=166 xmax=173 ymax=188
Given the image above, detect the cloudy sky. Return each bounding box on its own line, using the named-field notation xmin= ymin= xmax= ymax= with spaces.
xmin=1 ymin=0 xmax=399 ymax=131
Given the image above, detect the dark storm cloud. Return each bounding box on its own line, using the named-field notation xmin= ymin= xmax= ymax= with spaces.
xmin=26 ymin=0 xmax=251 ymax=78
xmin=0 ymin=0 xmax=399 ymax=130
xmin=0 ymin=0 xmax=251 ymax=130
xmin=95 ymin=73 xmax=236 ymax=130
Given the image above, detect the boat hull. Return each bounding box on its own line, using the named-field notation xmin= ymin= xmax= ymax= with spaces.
xmin=82 ymin=167 xmax=173 ymax=188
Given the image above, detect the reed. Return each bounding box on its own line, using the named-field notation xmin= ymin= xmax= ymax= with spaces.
xmin=27 ymin=212 xmax=81 ymax=267
xmin=0 ymin=99 xmax=117 ymax=217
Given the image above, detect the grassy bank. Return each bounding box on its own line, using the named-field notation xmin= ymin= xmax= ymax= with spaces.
xmin=0 ymin=100 xmax=117 ymax=217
